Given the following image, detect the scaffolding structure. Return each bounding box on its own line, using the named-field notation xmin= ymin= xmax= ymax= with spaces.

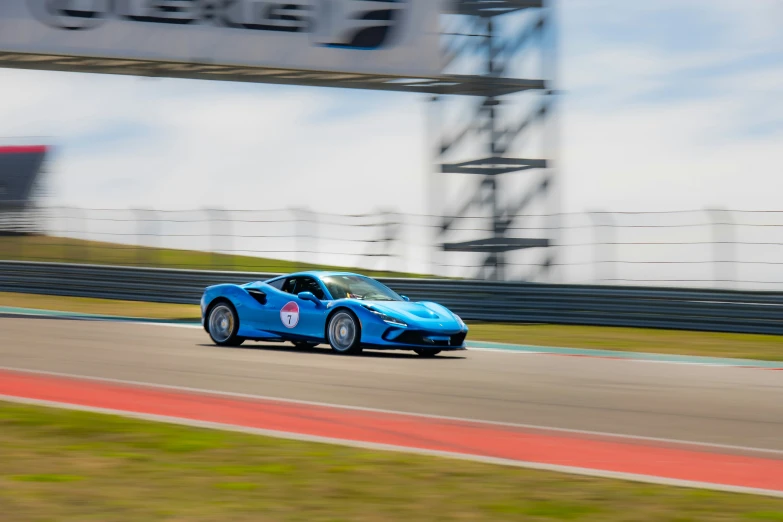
xmin=433 ymin=0 xmax=558 ymax=281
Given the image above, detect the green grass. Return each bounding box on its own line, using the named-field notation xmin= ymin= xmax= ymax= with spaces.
xmin=2 ymin=291 xmax=782 ymax=361
xmin=10 ymin=474 xmax=84 ymax=483
xmin=1 ymin=401 xmax=782 ymax=521
xmin=465 ymin=323 xmax=783 ymax=362
xmin=0 ymin=292 xmax=201 ymax=321
xmin=0 ymin=234 xmax=427 ymax=278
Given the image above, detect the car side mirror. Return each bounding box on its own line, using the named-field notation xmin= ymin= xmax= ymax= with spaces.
xmin=401 ymin=295 xmax=410 ymax=302
xmin=298 ymin=291 xmax=322 ymax=305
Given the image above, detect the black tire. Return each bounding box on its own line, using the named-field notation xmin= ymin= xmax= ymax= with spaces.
xmin=206 ymin=301 xmax=244 ymax=347
xmin=327 ymin=310 xmax=362 ymax=355
xmin=292 ymin=341 xmax=319 ymax=349
xmin=414 ymin=349 xmax=441 ymax=357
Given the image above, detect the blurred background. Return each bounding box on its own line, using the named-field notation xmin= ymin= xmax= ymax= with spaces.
xmin=1 ymin=0 xmax=781 ymax=289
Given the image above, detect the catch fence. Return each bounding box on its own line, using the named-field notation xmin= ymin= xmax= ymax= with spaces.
xmin=1 ymin=206 xmax=782 ymax=290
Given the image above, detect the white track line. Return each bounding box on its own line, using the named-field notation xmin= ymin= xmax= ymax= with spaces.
xmin=2 ymin=365 xmax=782 ymax=458
xmin=1 ymin=394 xmax=781 ymax=499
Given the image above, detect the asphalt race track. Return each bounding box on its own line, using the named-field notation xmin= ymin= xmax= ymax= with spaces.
xmin=2 ymin=316 xmax=783 ymax=452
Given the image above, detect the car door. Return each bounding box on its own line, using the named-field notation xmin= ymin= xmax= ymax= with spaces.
xmin=276 ymin=276 xmax=328 ymax=339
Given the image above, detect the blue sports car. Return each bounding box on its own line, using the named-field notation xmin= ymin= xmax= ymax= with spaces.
xmin=200 ymin=271 xmax=468 ymax=356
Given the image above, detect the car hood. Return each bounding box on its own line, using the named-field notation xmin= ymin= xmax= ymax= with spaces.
xmin=361 ymin=300 xmax=463 ymax=329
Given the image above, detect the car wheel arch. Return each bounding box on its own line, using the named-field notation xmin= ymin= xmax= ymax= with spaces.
xmin=324 ymin=306 xmax=361 ymax=342
xmin=204 ymin=298 xmax=246 ymax=347
xmin=205 ymin=297 xmax=239 ymax=331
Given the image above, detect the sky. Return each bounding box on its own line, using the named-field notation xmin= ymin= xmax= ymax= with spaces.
xmin=0 ymin=0 xmax=781 ymax=218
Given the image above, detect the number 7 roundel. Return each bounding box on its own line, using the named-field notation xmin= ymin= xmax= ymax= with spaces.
xmin=280 ymin=301 xmax=300 ymax=328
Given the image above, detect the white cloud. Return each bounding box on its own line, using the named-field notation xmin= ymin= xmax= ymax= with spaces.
xmin=562 ymin=95 xmax=783 ymax=212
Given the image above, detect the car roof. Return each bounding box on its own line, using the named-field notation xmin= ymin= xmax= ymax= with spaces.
xmin=269 ymin=271 xmax=365 ymax=280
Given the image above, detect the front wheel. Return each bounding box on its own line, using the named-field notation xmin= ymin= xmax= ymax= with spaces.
xmin=207 ymin=302 xmax=244 ymax=347
xmin=327 ymin=311 xmax=362 ymax=355
xmin=414 ymin=349 xmax=441 ymax=357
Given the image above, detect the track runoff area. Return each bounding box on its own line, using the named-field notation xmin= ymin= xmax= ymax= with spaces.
xmin=0 ymin=316 xmax=781 ymax=499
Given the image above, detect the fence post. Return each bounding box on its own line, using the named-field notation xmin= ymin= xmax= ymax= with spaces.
xmin=381 ymin=210 xmax=402 ymax=275
xmin=206 ymin=208 xmax=216 ymax=271
xmin=294 ymin=207 xmax=316 ymax=271
xmin=394 ymin=212 xmax=406 ymax=275
xmin=81 ymin=207 xmax=90 ymax=264
xmin=205 ymin=208 xmax=233 ymax=271
xmin=309 ymin=209 xmax=318 ymax=269
xmin=134 ymin=209 xmax=143 ymax=267
xmin=57 ymin=206 xmax=66 ymax=263
xmin=224 ymin=209 xmax=234 ymax=271
xmin=135 ymin=209 xmax=159 ymax=267
xmin=588 ymin=211 xmax=615 ymax=284
xmin=706 ymin=208 xmax=735 ymax=289
xmin=68 ymin=207 xmax=86 ymax=264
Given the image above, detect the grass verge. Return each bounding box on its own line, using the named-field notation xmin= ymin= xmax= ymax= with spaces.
xmin=0 ymin=235 xmax=426 ymax=278
xmin=0 ymin=292 xmax=200 ymax=321
xmin=466 ymin=323 xmax=783 ymax=362
xmin=2 ymin=292 xmax=782 ymax=361
xmin=1 ymin=401 xmax=782 ymax=522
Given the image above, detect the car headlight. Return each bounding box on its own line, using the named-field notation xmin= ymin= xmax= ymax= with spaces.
xmin=454 ymin=314 xmax=466 ymax=328
xmin=364 ymin=306 xmax=407 ymax=327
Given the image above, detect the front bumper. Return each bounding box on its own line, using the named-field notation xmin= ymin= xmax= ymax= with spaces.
xmin=388 ymin=329 xmax=466 ymax=347
xmin=364 ymin=327 xmax=468 ymax=351
xmin=362 ymin=343 xmax=467 ymax=352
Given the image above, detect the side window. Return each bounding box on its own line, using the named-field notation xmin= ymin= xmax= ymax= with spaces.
xmin=281 ymin=278 xmax=297 ymax=295
xmin=267 ymin=278 xmax=285 ymax=290
xmin=297 ymin=277 xmax=325 ymax=300
xmin=279 ymin=277 xmax=326 ymax=300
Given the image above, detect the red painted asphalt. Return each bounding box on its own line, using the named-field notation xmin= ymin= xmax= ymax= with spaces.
xmin=0 ymin=369 xmax=781 ymax=493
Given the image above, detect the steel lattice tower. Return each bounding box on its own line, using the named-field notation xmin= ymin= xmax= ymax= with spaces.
xmin=433 ymin=0 xmax=558 ymax=281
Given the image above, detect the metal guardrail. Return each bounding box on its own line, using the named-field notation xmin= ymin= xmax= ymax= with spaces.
xmin=1 ymin=261 xmax=782 ymax=335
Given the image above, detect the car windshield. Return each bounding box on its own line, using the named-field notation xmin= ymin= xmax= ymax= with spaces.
xmin=321 ymin=275 xmax=402 ymax=302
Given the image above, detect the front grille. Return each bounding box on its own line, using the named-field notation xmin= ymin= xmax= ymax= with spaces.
xmin=391 ymin=330 xmax=466 ymax=347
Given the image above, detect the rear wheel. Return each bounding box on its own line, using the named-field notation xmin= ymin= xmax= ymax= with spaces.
xmin=327 ymin=311 xmax=362 ymax=355
xmin=414 ymin=349 xmax=441 ymax=357
xmin=207 ymin=302 xmax=244 ymax=347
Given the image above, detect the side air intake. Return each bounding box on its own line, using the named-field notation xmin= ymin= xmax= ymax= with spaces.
xmin=247 ymin=288 xmax=267 ymax=305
